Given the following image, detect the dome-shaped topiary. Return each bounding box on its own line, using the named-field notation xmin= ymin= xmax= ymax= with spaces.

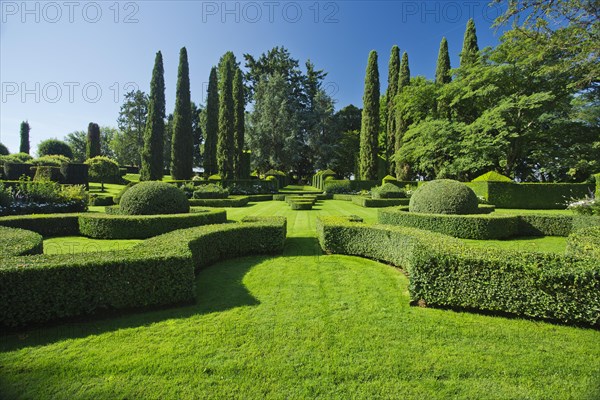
xmin=409 ymin=179 xmax=479 ymax=215
xmin=372 ymin=183 xmax=406 ymax=199
xmin=119 ymin=181 xmax=189 ymax=215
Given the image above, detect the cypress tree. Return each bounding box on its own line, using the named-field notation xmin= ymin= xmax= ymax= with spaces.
xmin=395 ymin=52 xmax=411 ymax=179
xmin=204 ymin=67 xmax=219 ymax=177
xmin=386 ymin=45 xmax=400 ymax=175
xmin=460 ymin=18 xmax=479 ymax=67
xmin=217 ymin=52 xmax=236 ymax=180
xmin=435 ymin=37 xmax=452 ymax=84
xmin=141 ymin=51 xmax=166 ymax=181
xmin=359 ymin=50 xmax=380 ymax=180
xmin=171 ymin=47 xmax=194 ymax=180
xmin=233 ymin=67 xmax=245 ymax=179
xmin=86 ymin=122 xmax=101 ymax=159
xmin=19 ymin=121 xmax=30 ymax=154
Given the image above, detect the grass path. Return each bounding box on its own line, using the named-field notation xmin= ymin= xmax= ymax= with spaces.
xmin=4 ymin=201 xmax=599 ymax=399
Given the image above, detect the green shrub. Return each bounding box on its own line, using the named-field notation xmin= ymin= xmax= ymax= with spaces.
xmin=114 ymin=181 xmax=137 ymax=204
xmin=0 ymin=214 xmax=80 ymax=236
xmin=378 ymin=208 xmax=518 ymax=239
xmin=332 ymin=194 xmax=354 ymax=201
xmin=290 ymin=202 xmax=313 ymax=210
xmin=273 ymin=194 xmax=286 ymax=201
xmin=188 ymin=197 xmax=249 ymax=207
xmin=317 ymin=217 xmax=600 ymax=327
xmin=86 ymin=156 xmax=121 ymax=184
xmin=246 ymin=194 xmax=274 ymax=202
xmin=472 ymin=171 xmax=513 ymax=182
xmin=33 ymin=166 xmax=63 ymax=182
xmin=323 ymin=180 xmax=378 ymax=194
xmin=410 ymin=179 xmax=479 ymax=215
xmin=371 ymin=183 xmax=406 ymax=199
xmin=352 ymin=197 xmax=409 ymax=208
xmin=78 ymin=210 xmax=227 ymax=239
xmin=1 ymin=178 xmax=87 ymax=215
xmin=0 ymin=143 xmax=9 ymax=156
xmin=566 ymin=226 xmax=600 ymax=259
xmin=223 ymin=179 xmax=278 ymax=195
xmin=382 ymin=175 xmax=398 ymax=185
xmin=0 ymin=153 xmax=33 ymax=163
xmin=3 ymin=162 xmax=33 ymax=180
xmin=192 ymin=183 xmax=229 ymax=199
xmin=89 ymin=194 xmax=114 ymax=206
xmin=208 ymin=174 xmax=221 ymax=181
xmin=0 ymin=226 xmax=43 ymax=256
xmin=517 ymin=214 xmax=574 ymax=236
xmin=0 ymin=218 xmax=287 ymax=327
xmin=37 ymin=139 xmax=73 ymax=158
xmin=120 ymin=181 xmax=189 ymax=215
xmin=60 ymin=163 xmax=89 ymax=186
xmin=31 ymin=155 xmax=71 ymax=166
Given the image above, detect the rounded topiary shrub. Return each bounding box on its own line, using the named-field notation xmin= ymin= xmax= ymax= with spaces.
xmin=119 ymin=181 xmax=189 ymax=215
xmin=192 ymin=183 xmax=229 ymax=199
xmin=409 ymin=179 xmax=479 ymax=215
xmin=372 ymin=183 xmax=406 ymax=199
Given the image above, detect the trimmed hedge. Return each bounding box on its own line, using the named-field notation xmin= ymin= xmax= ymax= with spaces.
xmin=517 ymin=214 xmax=575 ymax=237
xmin=371 ymin=183 xmax=406 ymax=199
xmin=566 ymin=226 xmax=600 ymax=259
xmin=317 ymin=217 xmax=600 ymax=327
xmin=246 ymin=194 xmax=273 ymax=202
xmin=378 ymin=209 xmax=518 ymax=239
xmin=352 ymin=197 xmax=410 ymax=208
xmin=78 ymin=210 xmax=227 ymax=239
xmin=0 ymin=214 xmax=80 ymax=237
xmin=3 ymin=163 xmax=33 ymax=180
xmin=120 ymin=181 xmax=189 ymax=215
xmin=60 ymin=163 xmax=88 ymax=186
xmin=323 ymin=179 xmax=378 ymax=194
xmin=273 ymin=194 xmax=286 ymax=201
xmin=33 ymin=166 xmax=63 ymax=182
xmin=0 ymin=226 xmax=43 ymax=256
xmin=410 ymin=179 xmax=479 ymax=215
xmin=0 ymin=217 xmax=287 ymax=327
xmin=89 ymin=194 xmax=114 ymax=206
xmin=332 ymin=194 xmax=355 ymax=201
xmin=290 ymin=202 xmax=313 ymax=210
xmin=192 ymin=183 xmax=229 ymax=199
xmin=188 ymin=196 xmax=249 ymax=207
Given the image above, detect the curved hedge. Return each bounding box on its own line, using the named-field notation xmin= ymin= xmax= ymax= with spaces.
xmin=290 ymin=202 xmax=313 ymax=210
xmin=78 ymin=210 xmax=227 ymax=239
xmin=317 ymin=217 xmax=600 ymax=327
xmin=0 ymin=214 xmax=81 ymax=237
xmin=378 ymin=209 xmax=518 ymax=239
xmin=566 ymin=226 xmax=600 ymax=260
xmin=0 ymin=217 xmax=287 ymax=327
xmin=0 ymin=226 xmax=43 ymax=256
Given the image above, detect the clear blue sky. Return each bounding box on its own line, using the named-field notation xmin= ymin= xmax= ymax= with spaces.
xmin=0 ymin=0 xmax=507 ymax=154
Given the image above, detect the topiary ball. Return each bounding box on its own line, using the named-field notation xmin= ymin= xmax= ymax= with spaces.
xmin=409 ymin=179 xmax=479 ymax=215
xmin=119 ymin=181 xmax=189 ymax=215
xmin=372 ymin=183 xmax=406 ymax=199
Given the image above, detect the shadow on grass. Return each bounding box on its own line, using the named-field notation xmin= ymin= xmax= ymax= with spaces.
xmin=0 ymin=255 xmax=267 ymax=352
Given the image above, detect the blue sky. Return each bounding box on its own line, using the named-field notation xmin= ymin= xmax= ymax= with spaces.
xmin=0 ymin=0 xmax=507 ymax=154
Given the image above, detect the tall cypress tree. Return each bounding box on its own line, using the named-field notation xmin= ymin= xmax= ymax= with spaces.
xmin=19 ymin=121 xmax=30 ymax=154
xmin=86 ymin=122 xmax=101 ymax=159
xmin=141 ymin=51 xmax=165 ymax=181
xmin=359 ymin=50 xmax=380 ymax=180
xmin=233 ymin=66 xmax=245 ymax=179
xmin=436 ymin=37 xmax=452 ymax=84
xmin=171 ymin=47 xmax=193 ymax=180
xmin=460 ymin=18 xmax=479 ymax=67
xmin=203 ymin=67 xmax=219 ymax=177
xmin=217 ymin=52 xmax=236 ymax=180
xmin=386 ymin=45 xmax=400 ymax=175
xmin=395 ymin=52 xmax=411 ymax=180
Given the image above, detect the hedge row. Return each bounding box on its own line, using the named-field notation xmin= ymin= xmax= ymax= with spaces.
xmin=466 ymin=181 xmax=594 ymax=209
xmin=566 ymin=226 xmax=600 ymax=260
xmin=351 ymin=197 xmax=410 ymax=208
xmin=317 ymin=217 xmax=600 ymax=327
xmin=78 ymin=210 xmax=227 ymax=239
xmin=379 ymin=208 xmax=600 ymax=239
xmin=0 ymin=226 xmax=43 ymax=256
xmin=246 ymin=194 xmax=274 ymax=202
xmin=323 ymin=180 xmax=378 ymax=194
xmin=0 ymin=217 xmax=287 ymax=327
xmin=595 ymin=173 xmax=600 ymax=198
xmin=188 ymin=196 xmax=249 ymax=207
xmin=0 ymin=214 xmax=81 ymax=236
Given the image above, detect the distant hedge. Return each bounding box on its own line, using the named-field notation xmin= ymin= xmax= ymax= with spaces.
xmin=188 ymin=197 xmax=249 ymax=207
xmin=317 ymin=217 xmax=600 ymax=327
xmin=0 ymin=217 xmax=287 ymax=327
xmin=323 ymin=179 xmax=378 ymax=194
xmin=0 ymin=214 xmax=81 ymax=237
xmin=352 ymin=197 xmax=409 ymax=208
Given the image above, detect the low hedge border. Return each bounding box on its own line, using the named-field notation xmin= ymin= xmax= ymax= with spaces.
xmin=332 ymin=194 xmax=355 ymax=201
xmin=566 ymin=226 xmax=600 ymax=260
xmin=0 ymin=217 xmax=287 ymax=327
xmin=247 ymin=194 xmax=274 ymax=202
xmin=89 ymin=195 xmax=114 ymax=206
xmin=0 ymin=214 xmax=81 ymax=237
xmin=0 ymin=226 xmax=43 ymax=256
xmin=188 ymin=196 xmax=249 ymax=207
xmin=351 ymin=197 xmax=410 ymax=208
xmin=290 ymin=202 xmax=313 ymax=210
xmin=317 ymin=217 xmax=600 ymax=327
xmin=78 ymin=210 xmax=227 ymax=239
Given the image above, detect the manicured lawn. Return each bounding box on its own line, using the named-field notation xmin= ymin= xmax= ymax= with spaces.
xmin=2 ymin=200 xmax=598 ymax=399
xmin=460 ymin=236 xmax=567 ymax=254
xmin=44 ymin=236 xmax=142 ymax=254
xmin=88 ymin=182 xmax=126 ymax=197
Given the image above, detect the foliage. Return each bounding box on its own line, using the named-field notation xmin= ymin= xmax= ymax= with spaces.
xmin=188 ymin=197 xmax=250 ymax=207
xmin=323 ymin=179 xmax=378 ymax=194
xmin=78 ymin=210 xmax=227 ymax=239
xmin=0 ymin=178 xmax=87 ymax=216
xmin=223 ymin=180 xmax=278 ymax=195
xmin=64 ymin=127 xmax=116 ymax=163
xmin=171 ymin=47 xmax=194 ymax=180
xmin=460 ymin=18 xmax=479 ymax=67
xmin=371 ymin=182 xmax=406 ymax=199
xmin=19 ymin=121 xmax=30 ymax=154
xmin=359 ymin=50 xmax=380 ymax=180
xmin=435 ymin=37 xmax=452 ymax=85
xmin=192 ymin=183 xmax=229 ymax=199
xmin=329 ymin=105 xmax=361 ymax=178
xmin=290 ymin=202 xmax=312 ymax=210
xmin=203 ymin=67 xmax=219 ymax=177
xmin=37 ymin=139 xmax=73 ymax=159
xmin=86 ymin=122 xmax=101 ymax=159
xmin=472 ymin=171 xmax=513 ymax=182
xmin=394 ymin=52 xmax=411 ymax=179
xmin=85 ymin=156 xmax=120 ymax=190
xmin=119 ymin=181 xmax=189 ymax=215
xmin=385 ymin=45 xmax=400 ymax=175
xmin=351 ymin=197 xmax=409 ymax=208
xmin=567 ymin=193 xmax=600 ymax=215
xmin=566 ymin=225 xmax=600 ymax=259
xmin=217 ymin=51 xmax=236 ymax=180
xmin=141 ymin=51 xmax=166 ymax=181
xmin=409 ymin=179 xmax=479 ymax=214
xmin=233 ymin=67 xmax=246 ymax=179
xmin=116 ymin=90 xmax=148 ymax=166
xmin=0 ymin=143 xmax=8 ymax=156
xmin=31 ymin=155 xmax=70 ymax=166
xmin=0 ymin=213 xmax=81 ymax=236
xmin=0 ymin=226 xmax=43 ymax=256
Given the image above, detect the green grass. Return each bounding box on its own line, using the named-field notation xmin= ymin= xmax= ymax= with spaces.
xmin=88 ymin=182 xmax=126 ymax=197
xmin=43 ymin=236 xmax=143 ymax=255
xmin=2 ymin=201 xmax=599 ymax=399
xmin=460 ymin=236 xmax=567 ymax=254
